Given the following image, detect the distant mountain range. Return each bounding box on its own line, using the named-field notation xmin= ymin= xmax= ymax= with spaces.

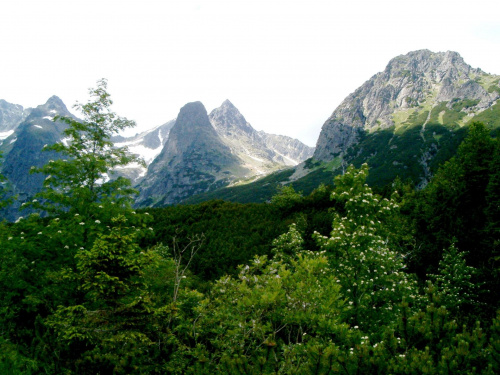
xmin=1 ymin=49 xmax=499 ymax=218
xmin=0 ymin=95 xmax=313 ymax=219
xmin=180 ymin=50 xmax=500 ymax=204
xmin=0 ymin=96 xmax=75 ymax=219
xmin=135 ymin=100 xmax=315 ymax=206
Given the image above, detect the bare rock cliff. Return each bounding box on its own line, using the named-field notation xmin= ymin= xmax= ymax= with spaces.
xmin=314 ymin=50 xmax=500 ymax=162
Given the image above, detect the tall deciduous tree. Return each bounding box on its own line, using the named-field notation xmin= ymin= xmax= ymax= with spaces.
xmin=315 ymin=164 xmax=417 ymax=334
xmin=31 ymin=79 xmax=142 ymax=218
xmin=14 ymin=80 xmax=153 ymax=373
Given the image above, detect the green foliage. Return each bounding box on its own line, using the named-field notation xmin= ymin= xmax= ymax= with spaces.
xmin=411 ymin=122 xmax=498 ymax=271
xmin=144 ymin=201 xmax=287 ymax=281
xmin=490 ymin=311 xmax=500 ymax=373
xmin=429 ymin=244 xmax=479 ymax=315
xmin=144 ymin=190 xmax=339 ymax=282
xmin=289 ymin=167 xmax=336 ymax=195
xmin=409 ymin=121 xmax=499 ymax=321
xmin=451 ymin=98 xmax=481 ymax=112
xmin=345 ymin=120 xmax=469 ymax=189
xmin=0 ymin=80 xmax=157 ymax=373
xmin=74 ymin=215 xmax=152 ymax=304
xmin=487 ymin=78 xmax=500 ymax=94
xmin=381 ymin=284 xmax=496 ymax=374
xmin=45 ymin=215 xmax=160 ymax=373
xmin=485 ymin=141 xmax=500 ymax=273
xmin=0 ymin=336 xmax=38 ymax=375
xmin=315 ymin=164 xmax=417 ymax=332
xmin=192 ymin=248 xmax=347 ymax=373
xmin=182 ymin=169 xmax=296 ymax=204
xmin=30 ymin=78 xmax=142 ymax=217
xmin=270 ymin=184 xmax=303 ymax=212
xmin=272 ymin=223 xmax=305 ymax=261
xmin=1 ymin=117 xmax=500 ymax=372
xmin=468 ymin=101 xmax=500 ymax=129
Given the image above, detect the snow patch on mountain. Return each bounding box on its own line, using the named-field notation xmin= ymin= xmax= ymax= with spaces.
xmin=114 ymin=140 xmax=163 ymax=165
xmin=0 ymin=130 xmax=14 ymax=140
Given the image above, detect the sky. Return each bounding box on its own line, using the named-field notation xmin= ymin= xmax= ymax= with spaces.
xmin=1 ymin=0 xmax=499 ymax=147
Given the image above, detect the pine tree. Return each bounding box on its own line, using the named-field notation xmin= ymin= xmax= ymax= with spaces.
xmin=428 ymin=244 xmax=479 ymax=316
xmin=47 ymin=215 xmax=158 ymax=374
xmin=270 ymin=184 xmax=303 ymax=213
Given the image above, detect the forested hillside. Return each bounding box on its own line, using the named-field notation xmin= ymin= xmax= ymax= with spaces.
xmin=0 ymin=82 xmax=499 ymax=374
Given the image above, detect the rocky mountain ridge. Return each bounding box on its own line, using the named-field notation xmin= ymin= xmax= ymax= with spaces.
xmin=107 ymin=100 xmax=314 ymax=185
xmin=136 ymin=101 xmax=249 ymax=206
xmin=134 ymin=100 xmax=314 ymax=206
xmin=111 ymin=120 xmax=176 ymax=182
xmin=258 ymin=130 xmax=314 ymax=165
xmin=4 ymin=49 xmax=497 ymax=213
xmin=186 ymin=50 xmax=500 ymax=205
xmin=0 ymin=99 xmax=31 ymax=140
xmin=314 ymin=50 xmax=500 ymax=163
xmin=0 ymin=96 xmax=73 ymax=220
xmin=209 ymin=100 xmax=314 ymax=175
xmin=0 ymin=94 xmax=314 ymax=215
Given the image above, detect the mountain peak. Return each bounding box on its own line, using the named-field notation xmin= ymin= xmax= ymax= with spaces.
xmin=137 ymin=100 xmax=245 ymax=206
xmin=38 ymin=96 xmax=71 ymax=117
xmin=46 ymin=95 xmax=65 ymax=107
xmin=209 ymin=99 xmax=253 ymax=137
xmin=221 ymin=99 xmax=236 ymax=108
xmin=313 ymin=49 xmax=500 ymax=183
xmin=175 ymin=101 xmax=211 ymax=132
xmin=384 ymin=50 xmax=476 ymax=81
xmin=0 ymin=99 xmax=26 ymax=132
xmin=182 ymin=101 xmax=204 ymax=110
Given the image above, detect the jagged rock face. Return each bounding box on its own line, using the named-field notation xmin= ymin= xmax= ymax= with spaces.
xmin=135 ymin=100 xmax=315 ymax=206
xmin=209 ymin=100 xmax=314 ymax=173
xmin=0 ymin=99 xmax=30 ymax=140
xmin=209 ymin=100 xmax=280 ymax=175
xmin=210 ymin=99 xmax=255 ymax=138
xmin=137 ymin=102 xmax=248 ymax=206
xmin=113 ymin=119 xmax=175 ymax=161
xmin=112 ymin=119 xmax=175 ymax=182
xmin=141 ymin=120 xmax=174 ymax=150
xmin=314 ymin=50 xmax=500 ymax=162
xmin=258 ymin=131 xmax=315 ymax=164
xmin=0 ymin=96 xmax=72 ymax=220
xmin=2 ymin=96 xmax=72 ymax=193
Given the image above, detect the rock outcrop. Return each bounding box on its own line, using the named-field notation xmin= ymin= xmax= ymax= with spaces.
xmin=209 ymin=99 xmax=314 ymax=174
xmin=0 ymin=99 xmax=31 ymax=141
xmin=257 ymin=131 xmax=315 ymax=165
xmin=0 ymin=96 xmax=72 ymax=220
xmin=111 ymin=119 xmax=175 ymax=182
xmin=134 ymin=100 xmax=315 ymax=206
xmin=136 ymin=102 xmax=248 ymax=206
xmin=314 ymin=50 xmax=500 ymax=162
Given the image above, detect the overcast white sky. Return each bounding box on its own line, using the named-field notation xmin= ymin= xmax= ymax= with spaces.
xmin=1 ymin=0 xmax=499 ymax=146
